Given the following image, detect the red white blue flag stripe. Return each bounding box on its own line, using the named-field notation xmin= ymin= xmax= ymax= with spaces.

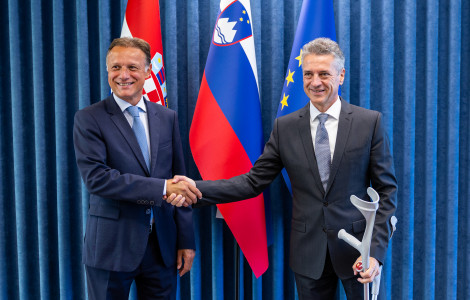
xmin=190 ymin=0 xmax=268 ymax=277
xmin=121 ymin=0 xmax=168 ymax=106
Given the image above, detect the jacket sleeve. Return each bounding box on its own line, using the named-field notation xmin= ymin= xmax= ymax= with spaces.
xmin=195 ymin=118 xmax=284 ymax=205
xmin=369 ymin=112 xmax=398 ymax=264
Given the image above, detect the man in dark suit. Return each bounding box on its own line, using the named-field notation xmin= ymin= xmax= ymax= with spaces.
xmin=169 ymin=38 xmax=397 ymax=299
xmin=73 ymin=37 xmax=202 ymax=300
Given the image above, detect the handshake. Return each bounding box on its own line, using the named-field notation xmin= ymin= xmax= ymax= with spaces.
xmin=165 ymin=175 xmax=202 ymax=207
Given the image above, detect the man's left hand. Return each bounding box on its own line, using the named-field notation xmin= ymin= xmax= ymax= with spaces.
xmin=352 ymin=256 xmax=381 ymax=284
xmin=177 ymin=249 xmax=195 ymax=277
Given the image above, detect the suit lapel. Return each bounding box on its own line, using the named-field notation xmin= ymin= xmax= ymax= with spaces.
xmin=106 ymin=96 xmax=150 ymax=176
xmin=326 ymin=98 xmax=352 ymax=195
xmin=297 ymin=104 xmax=325 ymax=194
xmin=146 ymin=101 xmax=161 ymax=176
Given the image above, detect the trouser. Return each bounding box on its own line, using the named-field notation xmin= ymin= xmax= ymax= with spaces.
xmin=85 ymin=229 xmax=177 ymax=300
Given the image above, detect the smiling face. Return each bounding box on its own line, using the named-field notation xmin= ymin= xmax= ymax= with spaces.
xmin=302 ymin=53 xmax=345 ymax=112
xmin=106 ymin=46 xmax=152 ymax=106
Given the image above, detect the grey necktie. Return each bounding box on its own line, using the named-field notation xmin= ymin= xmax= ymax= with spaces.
xmin=127 ymin=106 xmax=150 ymax=172
xmin=315 ymin=113 xmax=331 ymax=191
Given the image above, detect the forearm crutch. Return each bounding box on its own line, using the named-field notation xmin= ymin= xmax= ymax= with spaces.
xmin=338 ymin=187 xmax=379 ymax=300
xmin=368 ymin=215 xmax=397 ymax=300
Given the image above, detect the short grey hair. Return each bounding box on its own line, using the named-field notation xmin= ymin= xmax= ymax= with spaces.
xmin=106 ymin=37 xmax=151 ymax=68
xmin=301 ymin=38 xmax=345 ymax=72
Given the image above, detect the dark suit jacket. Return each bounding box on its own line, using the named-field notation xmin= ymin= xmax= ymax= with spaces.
xmin=196 ymin=99 xmax=397 ymax=280
xmin=73 ymin=95 xmax=195 ymax=272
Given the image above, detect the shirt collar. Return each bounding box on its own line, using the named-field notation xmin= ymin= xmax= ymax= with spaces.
xmin=113 ymin=94 xmax=147 ymax=113
xmin=310 ymin=96 xmax=341 ymax=121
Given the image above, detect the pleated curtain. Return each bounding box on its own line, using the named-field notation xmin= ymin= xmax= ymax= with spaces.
xmin=1 ymin=0 xmax=469 ymax=299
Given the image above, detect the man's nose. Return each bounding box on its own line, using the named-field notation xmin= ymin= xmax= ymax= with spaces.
xmin=311 ymin=74 xmax=322 ymax=86
xmin=119 ymin=68 xmax=130 ymax=78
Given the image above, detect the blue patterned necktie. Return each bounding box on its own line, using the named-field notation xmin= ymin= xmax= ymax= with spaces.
xmin=315 ymin=113 xmax=331 ymax=191
xmin=127 ymin=106 xmax=150 ymax=172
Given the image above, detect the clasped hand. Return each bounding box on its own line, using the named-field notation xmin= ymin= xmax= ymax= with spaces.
xmin=165 ymin=175 xmax=201 ymax=207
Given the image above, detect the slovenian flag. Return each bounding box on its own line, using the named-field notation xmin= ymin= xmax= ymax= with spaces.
xmin=121 ymin=0 xmax=168 ymax=106
xmin=190 ymin=0 xmax=268 ymax=277
xmin=276 ymin=0 xmax=337 ymax=193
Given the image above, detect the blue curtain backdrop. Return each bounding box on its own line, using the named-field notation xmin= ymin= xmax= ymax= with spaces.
xmin=1 ymin=0 xmax=469 ymax=299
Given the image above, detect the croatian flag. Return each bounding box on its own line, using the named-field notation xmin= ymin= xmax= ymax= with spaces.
xmin=190 ymin=0 xmax=268 ymax=277
xmin=276 ymin=0 xmax=337 ymax=193
xmin=121 ymin=0 xmax=168 ymax=106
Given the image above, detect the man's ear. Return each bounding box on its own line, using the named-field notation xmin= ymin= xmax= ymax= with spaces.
xmin=339 ymin=68 xmax=345 ymax=85
xmin=146 ymin=63 xmax=152 ymax=78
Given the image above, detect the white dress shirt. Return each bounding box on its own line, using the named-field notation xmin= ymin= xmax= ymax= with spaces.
xmin=310 ymin=97 xmax=341 ymax=161
xmin=113 ymin=94 xmax=151 ymax=160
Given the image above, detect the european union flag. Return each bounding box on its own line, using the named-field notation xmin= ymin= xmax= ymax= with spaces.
xmin=276 ymin=0 xmax=337 ymax=193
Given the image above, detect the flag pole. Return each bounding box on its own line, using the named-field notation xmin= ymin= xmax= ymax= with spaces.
xmin=235 ymin=239 xmax=240 ymax=300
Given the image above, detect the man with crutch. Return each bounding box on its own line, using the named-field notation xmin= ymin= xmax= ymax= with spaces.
xmin=168 ymin=38 xmax=398 ymax=299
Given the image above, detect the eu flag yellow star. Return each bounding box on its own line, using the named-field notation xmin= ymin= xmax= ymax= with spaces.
xmin=295 ymin=49 xmax=303 ymax=67
xmin=285 ymin=69 xmax=295 ymax=86
xmin=281 ymin=93 xmax=289 ymax=110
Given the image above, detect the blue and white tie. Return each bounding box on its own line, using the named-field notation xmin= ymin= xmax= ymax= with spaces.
xmin=315 ymin=113 xmax=331 ymax=191
xmin=127 ymin=106 xmax=150 ymax=172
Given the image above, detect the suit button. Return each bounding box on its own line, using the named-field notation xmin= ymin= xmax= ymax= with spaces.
xmin=146 ymin=209 xmax=151 ymax=215
xmin=323 ymin=202 xmax=328 ymax=207
xmin=150 ymin=201 xmax=155 ymax=205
